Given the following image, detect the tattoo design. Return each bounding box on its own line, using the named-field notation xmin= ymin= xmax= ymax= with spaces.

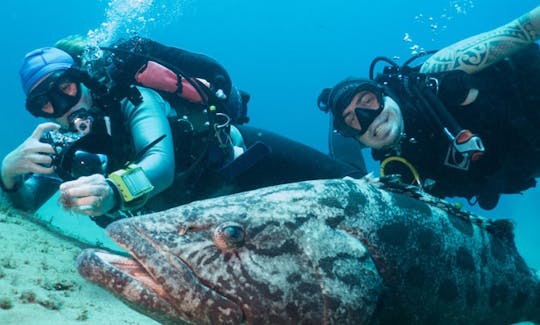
xmin=421 ymin=11 xmax=538 ymax=73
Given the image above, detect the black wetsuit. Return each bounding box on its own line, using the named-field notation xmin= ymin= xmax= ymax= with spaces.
xmin=373 ymin=43 xmax=540 ymax=208
xmin=5 ymin=120 xmax=363 ymax=228
xmin=141 ymin=125 xmax=365 ymax=214
xmin=4 ymin=37 xmax=364 ymax=226
xmin=105 ymin=36 xmax=249 ymax=124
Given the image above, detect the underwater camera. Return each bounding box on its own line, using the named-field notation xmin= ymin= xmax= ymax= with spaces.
xmin=40 ymin=130 xmax=108 ymax=180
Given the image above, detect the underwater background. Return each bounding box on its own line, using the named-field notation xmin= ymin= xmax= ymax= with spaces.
xmin=1 ymin=0 xmax=539 ymax=270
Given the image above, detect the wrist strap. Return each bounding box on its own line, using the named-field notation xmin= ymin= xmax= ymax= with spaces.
xmin=105 ymin=179 xmax=122 ymax=213
xmin=106 ymin=177 xmax=149 ymax=211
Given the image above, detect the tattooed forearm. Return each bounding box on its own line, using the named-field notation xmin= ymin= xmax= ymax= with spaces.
xmin=420 ymin=6 xmax=540 ymax=74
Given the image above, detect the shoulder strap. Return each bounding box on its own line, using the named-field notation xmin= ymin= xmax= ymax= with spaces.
xmin=372 ymin=55 xmax=485 ymax=170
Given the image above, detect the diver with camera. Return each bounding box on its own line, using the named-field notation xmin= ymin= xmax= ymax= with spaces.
xmin=40 ymin=109 xmax=108 ymax=182
xmin=2 ymin=37 xmax=360 ymax=228
xmin=1 ymin=46 xmax=175 ymax=220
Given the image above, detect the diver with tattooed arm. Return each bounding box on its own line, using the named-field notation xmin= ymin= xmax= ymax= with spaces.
xmin=318 ymin=6 xmax=540 ymax=209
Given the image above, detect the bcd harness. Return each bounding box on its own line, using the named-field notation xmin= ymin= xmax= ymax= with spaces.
xmin=370 ymin=53 xmax=486 ymax=175
xmin=65 ymin=39 xmax=263 ymax=210
xmin=369 ymin=47 xmax=540 ymax=209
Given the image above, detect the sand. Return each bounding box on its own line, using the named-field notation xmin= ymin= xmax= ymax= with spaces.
xmin=0 ymin=200 xmax=159 ymax=325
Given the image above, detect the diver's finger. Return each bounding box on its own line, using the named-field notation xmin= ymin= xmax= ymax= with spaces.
xmin=69 ymin=195 xmax=105 ymax=216
xmin=29 ymin=164 xmax=55 ymax=175
xmin=30 ymin=122 xmax=61 ymax=140
xmin=33 ymin=142 xmax=57 ymax=155
xmin=11 ymin=154 xmax=54 ymax=175
xmin=73 ymin=204 xmax=97 ymax=216
xmin=60 ymin=178 xmax=94 ymax=192
xmin=30 ymin=152 xmax=54 ymax=165
xmin=61 ymin=184 xmax=107 ymax=200
xmin=60 ymin=174 xmax=106 ymax=190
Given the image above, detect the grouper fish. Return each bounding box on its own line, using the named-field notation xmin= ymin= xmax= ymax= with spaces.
xmin=76 ymin=176 xmax=540 ymax=324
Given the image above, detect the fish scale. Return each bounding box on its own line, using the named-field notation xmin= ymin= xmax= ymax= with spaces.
xmin=77 ymin=176 xmax=540 ymax=324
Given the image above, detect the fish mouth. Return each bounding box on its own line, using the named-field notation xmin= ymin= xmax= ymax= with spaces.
xmin=77 ymin=219 xmax=244 ymax=324
xmin=77 ymin=249 xmax=181 ymax=324
xmin=79 ymin=250 xmax=171 ymax=299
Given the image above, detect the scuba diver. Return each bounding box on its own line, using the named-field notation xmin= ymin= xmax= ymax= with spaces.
xmin=1 ymin=36 xmax=362 ymax=227
xmin=318 ymin=6 xmax=540 ymax=210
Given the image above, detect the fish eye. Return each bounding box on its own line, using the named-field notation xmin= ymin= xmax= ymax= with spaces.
xmin=213 ymin=222 xmax=245 ymax=251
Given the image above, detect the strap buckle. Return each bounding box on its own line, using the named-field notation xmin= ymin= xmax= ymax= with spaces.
xmin=444 ymin=129 xmax=485 ymax=170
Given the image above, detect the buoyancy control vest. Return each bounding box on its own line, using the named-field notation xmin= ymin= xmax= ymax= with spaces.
xmin=371 ymin=43 xmax=540 ymax=209
xmin=81 ymin=37 xmax=253 ymax=180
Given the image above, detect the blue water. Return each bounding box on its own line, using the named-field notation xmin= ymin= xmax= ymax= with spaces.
xmin=1 ymin=0 xmax=539 ymax=269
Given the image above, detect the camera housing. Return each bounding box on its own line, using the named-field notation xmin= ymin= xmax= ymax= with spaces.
xmin=40 ymin=130 xmax=108 ymax=180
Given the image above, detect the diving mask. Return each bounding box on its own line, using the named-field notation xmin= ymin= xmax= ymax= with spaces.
xmin=333 ymin=83 xmax=385 ymax=137
xmin=25 ymin=68 xmax=82 ymax=118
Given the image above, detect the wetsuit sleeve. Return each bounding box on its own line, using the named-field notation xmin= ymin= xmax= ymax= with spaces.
xmin=2 ymin=175 xmax=60 ymax=212
xmin=119 ymin=87 xmax=175 ymax=197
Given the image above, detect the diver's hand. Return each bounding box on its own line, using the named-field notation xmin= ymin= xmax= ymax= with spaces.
xmin=59 ymin=174 xmax=116 ymax=216
xmin=1 ymin=122 xmax=59 ymax=189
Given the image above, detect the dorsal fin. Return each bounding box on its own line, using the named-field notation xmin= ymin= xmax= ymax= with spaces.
xmin=485 ymin=219 xmax=515 ymax=243
xmin=376 ymin=175 xmax=516 ymax=242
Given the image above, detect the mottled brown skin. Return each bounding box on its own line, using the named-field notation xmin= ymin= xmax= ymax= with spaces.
xmin=77 ymin=177 xmax=540 ymax=324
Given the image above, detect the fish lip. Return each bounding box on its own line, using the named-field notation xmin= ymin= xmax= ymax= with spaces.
xmin=76 ymin=248 xmax=180 ymax=323
xmin=89 ymin=249 xmax=174 ymax=299
xmin=103 ymin=219 xmax=246 ymax=323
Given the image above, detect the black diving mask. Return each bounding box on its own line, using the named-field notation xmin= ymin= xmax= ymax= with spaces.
xmin=26 ymin=69 xmax=82 ymax=118
xmin=333 ymin=83 xmax=385 ymax=137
